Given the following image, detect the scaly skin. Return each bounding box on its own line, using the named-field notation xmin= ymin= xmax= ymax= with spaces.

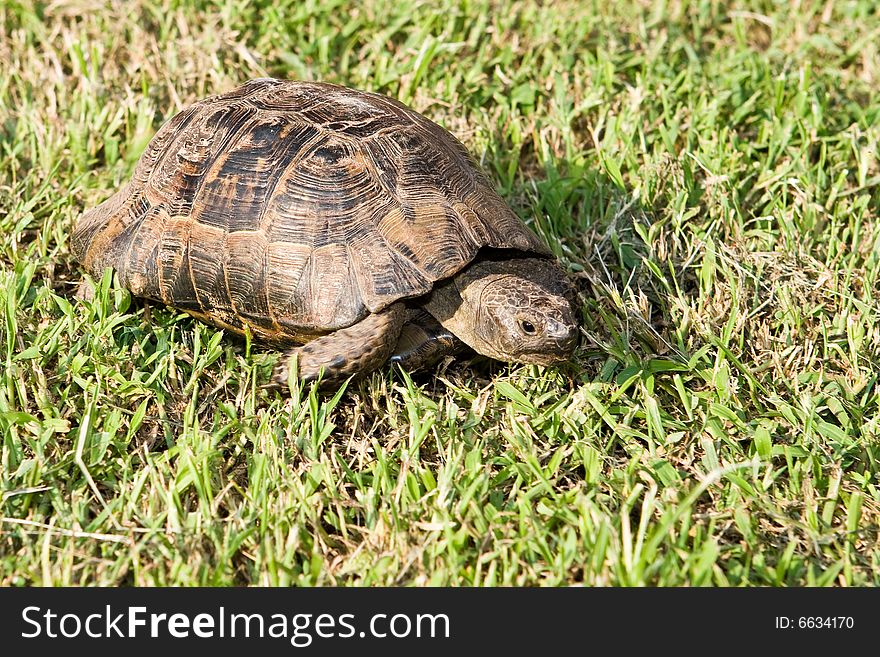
xmin=273 ymin=302 xmax=406 ymax=386
xmin=390 ymin=309 xmax=464 ymax=371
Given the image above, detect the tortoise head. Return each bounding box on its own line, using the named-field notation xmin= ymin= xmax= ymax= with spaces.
xmin=426 ymin=257 xmax=579 ymax=366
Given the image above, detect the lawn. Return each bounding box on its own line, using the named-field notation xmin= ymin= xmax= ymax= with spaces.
xmin=1 ymin=0 xmax=878 ymax=586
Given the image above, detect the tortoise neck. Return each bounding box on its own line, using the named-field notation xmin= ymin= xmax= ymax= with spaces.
xmin=422 ymin=261 xmax=504 ymax=361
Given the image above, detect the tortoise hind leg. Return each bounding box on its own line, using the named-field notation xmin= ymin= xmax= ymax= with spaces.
xmin=273 ymin=302 xmax=406 ymax=387
xmin=390 ymin=309 xmax=464 ymax=371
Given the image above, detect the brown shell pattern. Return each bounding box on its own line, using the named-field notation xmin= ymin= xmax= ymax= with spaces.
xmin=72 ymin=78 xmax=550 ymax=341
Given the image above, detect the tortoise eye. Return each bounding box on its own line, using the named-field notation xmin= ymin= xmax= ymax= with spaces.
xmin=520 ymin=319 xmax=537 ymax=335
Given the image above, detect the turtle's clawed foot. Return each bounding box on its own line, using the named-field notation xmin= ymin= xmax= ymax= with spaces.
xmin=391 ymin=309 xmax=462 ymax=371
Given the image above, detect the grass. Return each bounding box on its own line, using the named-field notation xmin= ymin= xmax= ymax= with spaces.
xmin=1 ymin=0 xmax=878 ymax=586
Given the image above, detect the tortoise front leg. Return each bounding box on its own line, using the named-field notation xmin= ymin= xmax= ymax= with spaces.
xmin=390 ymin=309 xmax=464 ymax=371
xmin=273 ymin=302 xmax=406 ymax=387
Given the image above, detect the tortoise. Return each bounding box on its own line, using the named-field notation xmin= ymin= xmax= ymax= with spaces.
xmin=72 ymin=78 xmax=579 ymax=386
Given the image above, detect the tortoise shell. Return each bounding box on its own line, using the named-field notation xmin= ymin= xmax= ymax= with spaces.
xmin=72 ymin=78 xmax=551 ymax=341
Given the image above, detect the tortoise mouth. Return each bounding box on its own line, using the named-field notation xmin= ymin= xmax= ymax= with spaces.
xmin=513 ymin=352 xmax=573 ymax=367
xmin=530 ymin=316 xmax=579 ymax=363
xmin=513 ymin=332 xmax=579 ymax=366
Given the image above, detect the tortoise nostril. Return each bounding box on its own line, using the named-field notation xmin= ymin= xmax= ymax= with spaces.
xmin=546 ymin=319 xmax=571 ymax=339
xmin=545 ymin=320 xmax=578 ymax=353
